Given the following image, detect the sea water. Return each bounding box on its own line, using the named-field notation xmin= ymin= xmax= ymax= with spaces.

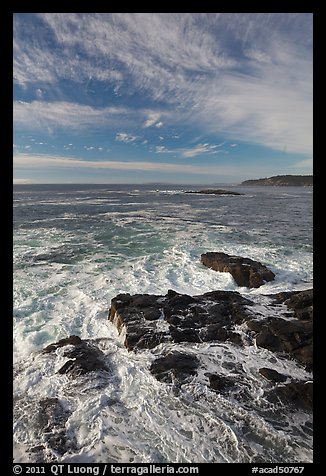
xmin=13 ymin=184 xmax=313 ymax=463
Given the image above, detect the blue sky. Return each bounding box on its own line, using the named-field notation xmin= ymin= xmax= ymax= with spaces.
xmin=13 ymin=13 xmax=313 ymax=184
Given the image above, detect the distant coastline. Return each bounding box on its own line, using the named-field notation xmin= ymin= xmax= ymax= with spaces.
xmin=241 ymin=175 xmax=313 ymax=186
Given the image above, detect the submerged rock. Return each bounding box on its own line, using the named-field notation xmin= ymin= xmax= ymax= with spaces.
xmin=259 ymin=368 xmax=287 ymax=383
xmin=185 ymin=189 xmax=242 ymax=196
xmin=201 ymin=252 xmax=275 ymax=288
xmin=35 ymin=397 xmax=73 ymax=456
xmin=265 ymin=381 xmax=313 ymax=411
xmin=37 ymin=398 xmax=69 ymax=431
xmin=150 ymin=352 xmax=199 ymax=384
xmin=207 ymin=373 xmax=236 ymax=392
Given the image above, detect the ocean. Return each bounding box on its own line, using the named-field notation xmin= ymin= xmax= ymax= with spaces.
xmin=13 ymin=183 xmax=313 ymax=463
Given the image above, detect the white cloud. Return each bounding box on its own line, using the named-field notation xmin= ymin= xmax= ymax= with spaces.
xmin=143 ymin=113 xmax=162 ymax=128
xmin=155 ymin=146 xmax=167 ymax=153
xmin=13 ymin=178 xmax=34 ymax=184
xmin=115 ymin=133 xmax=138 ymax=143
xmin=244 ymin=48 xmax=271 ymax=63
xmin=14 ymin=152 xmax=300 ymax=179
xmin=230 ymin=143 xmax=237 ymax=147
xmin=293 ymin=158 xmax=313 ymax=169
xmin=13 ymin=153 xmax=218 ymax=174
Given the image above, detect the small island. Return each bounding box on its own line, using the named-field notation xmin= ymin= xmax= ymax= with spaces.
xmin=241 ymin=175 xmax=313 ymax=186
xmin=185 ymin=189 xmax=242 ymax=196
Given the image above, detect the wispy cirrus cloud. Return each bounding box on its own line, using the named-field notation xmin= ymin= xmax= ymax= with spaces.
xmin=155 ymin=142 xmax=226 ymax=158
xmin=13 ymin=100 xmax=132 ymax=131
xmin=13 ymin=13 xmax=312 ymax=156
xmin=13 ymin=100 xmax=170 ymax=136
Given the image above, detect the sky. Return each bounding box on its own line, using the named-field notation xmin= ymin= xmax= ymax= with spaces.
xmin=13 ymin=13 xmax=313 ymax=184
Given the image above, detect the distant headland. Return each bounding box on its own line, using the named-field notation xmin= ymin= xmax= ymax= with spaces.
xmin=241 ymin=175 xmax=313 ymax=186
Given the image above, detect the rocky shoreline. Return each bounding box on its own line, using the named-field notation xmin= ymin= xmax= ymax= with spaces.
xmin=15 ymin=252 xmax=313 ymax=462
xmin=106 ymin=253 xmax=312 ymax=411
xmin=108 ymin=288 xmax=312 ymax=396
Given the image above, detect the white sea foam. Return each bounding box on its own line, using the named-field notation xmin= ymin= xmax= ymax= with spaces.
xmin=13 ymin=335 xmax=312 ymax=463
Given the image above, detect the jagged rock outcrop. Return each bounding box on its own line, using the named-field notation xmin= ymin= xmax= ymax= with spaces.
xmin=247 ymin=317 xmax=312 ymax=370
xmin=247 ymin=289 xmax=313 ymax=370
xmin=271 ymin=289 xmax=313 ymax=320
xmin=109 ymin=288 xmax=313 ymax=371
xmin=109 ymin=289 xmax=253 ymax=351
xmin=201 ymin=252 xmax=275 ymax=288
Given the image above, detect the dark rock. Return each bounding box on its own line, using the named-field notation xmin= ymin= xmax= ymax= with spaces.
xmin=185 ymin=189 xmax=242 ymax=196
xmin=43 ymin=336 xmax=109 ymax=377
xmin=36 ymin=398 xmax=72 ymax=456
xmin=265 ymin=381 xmax=313 ymax=411
xmin=207 ymin=374 xmax=236 ymax=392
xmin=259 ymin=368 xmax=287 ymax=383
xmin=150 ymin=352 xmax=199 ymax=383
xmin=109 ymin=288 xmax=313 ymax=370
xmin=271 ymin=289 xmax=313 ymax=321
xmin=254 ymin=317 xmax=313 ymax=370
xmin=43 ymin=335 xmax=82 ymax=353
xmin=109 ymin=293 xmax=168 ymax=350
xmin=246 ymin=319 xmax=263 ymax=333
xmin=58 ymin=342 xmax=108 ymax=377
xmin=169 ymin=326 xmax=201 ymax=343
xmin=29 ymin=445 xmax=46 ymax=453
xmin=37 ymin=398 xmax=68 ymax=431
xmin=201 ymin=252 xmax=275 ymax=288
xmin=134 ymin=332 xmax=170 ymax=350
xmin=109 ymin=290 xmax=252 ymax=351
